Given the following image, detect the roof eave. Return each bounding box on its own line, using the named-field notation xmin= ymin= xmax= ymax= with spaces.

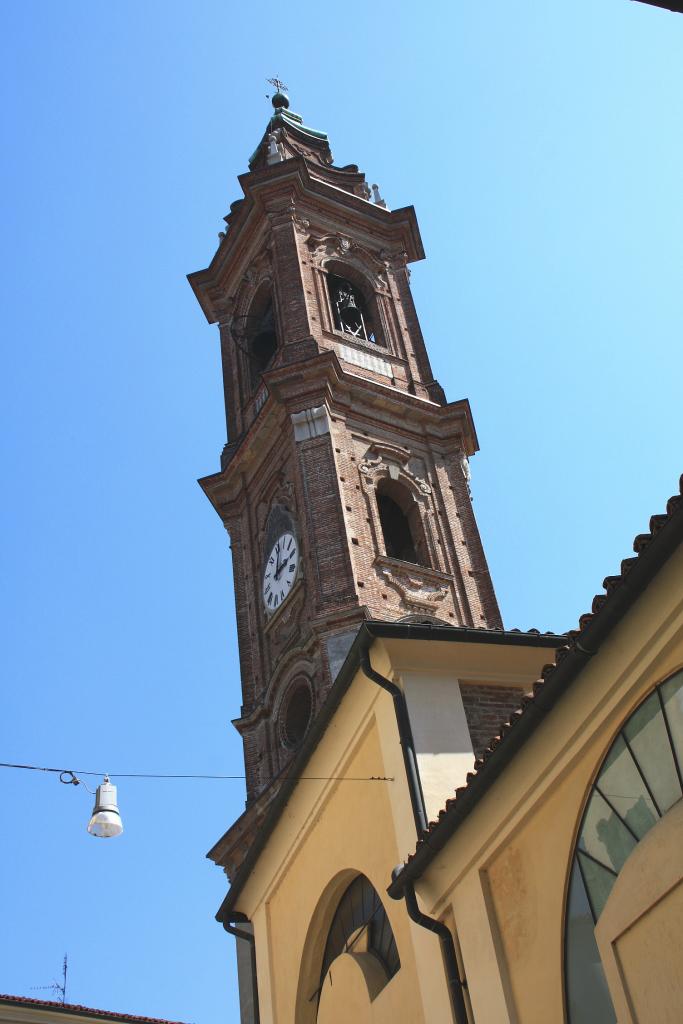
xmin=214 ymin=623 xmax=566 ymax=919
xmin=0 ymin=996 xmax=187 ymax=1024
xmin=388 ymin=480 xmax=683 ymax=897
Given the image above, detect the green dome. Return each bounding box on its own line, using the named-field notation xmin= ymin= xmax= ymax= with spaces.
xmin=271 ymin=91 xmax=289 ymax=110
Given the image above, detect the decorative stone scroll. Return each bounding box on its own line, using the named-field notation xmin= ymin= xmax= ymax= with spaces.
xmin=376 ymin=561 xmax=449 ymax=613
xmin=359 ymin=442 xmax=432 ymax=496
xmin=306 ymin=233 xmax=389 ymax=291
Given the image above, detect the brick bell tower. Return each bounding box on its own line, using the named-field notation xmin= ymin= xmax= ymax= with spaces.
xmin=188 ymin=88 xmax=502 ymax=877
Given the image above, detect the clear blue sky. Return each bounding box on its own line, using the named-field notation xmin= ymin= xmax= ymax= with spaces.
xmin=1 ymin=2 xmax=681 ymax=1022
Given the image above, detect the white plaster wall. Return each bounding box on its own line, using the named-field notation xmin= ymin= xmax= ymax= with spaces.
xmin=401 ymin=671 xmax=475 ymax=822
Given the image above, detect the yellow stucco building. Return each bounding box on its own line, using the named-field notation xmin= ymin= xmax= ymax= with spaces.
xmin=216 ymin=479 xmax=683 ymax=1024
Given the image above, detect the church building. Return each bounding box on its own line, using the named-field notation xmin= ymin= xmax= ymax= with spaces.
xmin=188 ymin=91 xmax=683 ymax=1023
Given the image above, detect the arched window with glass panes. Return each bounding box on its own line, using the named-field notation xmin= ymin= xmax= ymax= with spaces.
xmin=565 ymin=669 xmax=683 ymax=1023
xmin=317 ymin=874 xmax=400 ymax=1009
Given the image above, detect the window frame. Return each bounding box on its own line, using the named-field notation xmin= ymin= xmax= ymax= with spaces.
xmin=316 ymin=874 xmax=401 ymax=1011
xmin=563 ymin=669 xmax=683 ymax=1024
xmin=323 ymin=261 xmax=388 ymax=349
xmin=375 ymin=477 xmax=431 ymax=569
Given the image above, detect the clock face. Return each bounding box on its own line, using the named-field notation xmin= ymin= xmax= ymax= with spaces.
xmin=262 ymin=532 xmax=299 ymax=611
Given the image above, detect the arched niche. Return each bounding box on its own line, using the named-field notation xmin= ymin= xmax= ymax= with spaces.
xmin=243 ymin=282 xmax=278 ymax=391
xmin=564 ymin=669 xmax=683 ymax=1024
xmin=376 ymin=476 xmax=431 ymax=569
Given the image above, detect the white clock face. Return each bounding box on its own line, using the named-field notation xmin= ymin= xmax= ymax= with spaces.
xmin=262 ymin=532 xmax=299 ymax=612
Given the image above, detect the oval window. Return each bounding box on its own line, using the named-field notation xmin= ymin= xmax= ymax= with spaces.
xmin=282 ymin=685 xmax=312 ymax=749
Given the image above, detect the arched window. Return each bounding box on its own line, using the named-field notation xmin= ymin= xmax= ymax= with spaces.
xmin=565 ymin=670 xmax=683 ymax=1023
xmin=376 ymin=478 xmax=430 ymax=568
xmin=244 ymin=288 xmax=278 ymax=390
xmin=319 ymin=875 xmax=400 ymax=1000
xmin=327 ymin=273 xmax=378 ymax=344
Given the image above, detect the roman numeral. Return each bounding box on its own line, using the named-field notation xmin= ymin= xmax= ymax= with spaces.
xmin=267 ymin=594 xmax=273 ymax=606
xmin=288 ymin=564 xmax=295 ymax=572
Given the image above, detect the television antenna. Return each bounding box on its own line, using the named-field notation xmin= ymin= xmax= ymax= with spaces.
xmin=31 ymin=954 xmax=68 ymax=1005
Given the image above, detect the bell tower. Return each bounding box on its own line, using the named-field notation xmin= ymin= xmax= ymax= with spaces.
xmin=189 ymin=90 xmax=502 ymax=876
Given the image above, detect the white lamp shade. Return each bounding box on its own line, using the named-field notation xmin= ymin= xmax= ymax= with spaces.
xmin=87 ymin=778 xmax=123 ymax=838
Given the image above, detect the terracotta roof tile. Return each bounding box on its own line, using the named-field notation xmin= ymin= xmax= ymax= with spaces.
xmin=0 ymin=995 xmax=188 ymax=1024
xmin=402 ymin=474 xmax=683 ymax=860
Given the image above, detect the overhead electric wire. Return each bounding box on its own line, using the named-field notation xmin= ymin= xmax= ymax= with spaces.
xmin=0 ymin=762 xmax=393 ymax=782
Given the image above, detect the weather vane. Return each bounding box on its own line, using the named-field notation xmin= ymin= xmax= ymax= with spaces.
xmin=267 ymin=76 xmax=288 ymax=94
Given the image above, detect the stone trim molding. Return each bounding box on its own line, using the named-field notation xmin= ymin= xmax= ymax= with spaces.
xmin=291 ymin=406 xmax=331 ymax=442
xmin=336 ymin=342 xmax=393 ymax=379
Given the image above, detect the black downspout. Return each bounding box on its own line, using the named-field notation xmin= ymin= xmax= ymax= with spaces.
xmin=224 ymin=912 xmax=260 ymax=1024
xmin=402 ymin=881 xmax=469 ymax=1024
xmin=360 ymin=647 xmax=468 ymax=1024
xmin=360 ymin=648 xmax=428 ymax=835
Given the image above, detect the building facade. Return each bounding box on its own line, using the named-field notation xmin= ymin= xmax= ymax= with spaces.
xmin=189 ymin=92 xmax=504 ymax=877
xmin=189 ymin=95 xmax=683 ymax=1023
xmin=213 ymin=481 xmax=683 ymax=1024
xmin=386 ymin=482 xmax=683 ymax=1024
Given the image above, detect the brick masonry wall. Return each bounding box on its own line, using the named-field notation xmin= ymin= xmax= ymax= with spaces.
xmin=202 ymin=168 xmax=505 ymax=808
xmin=295 ymin=433 xmax=357 ymax=610
xmin=197 ymin=135 xmax=516 ymax=870
xmin=326 ymin=408 xmax=501 ymax=629
xmin=296 ymin=209 xmax=441 ymax=400
xmin=460 ymin=683 xmax=528 ymax=760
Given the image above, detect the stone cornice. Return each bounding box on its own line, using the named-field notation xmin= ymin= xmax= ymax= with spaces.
xmin=188 ymin=157 xmax=424 ymax=323
xmin=198 ymin=352 xmax=478 ymax=514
